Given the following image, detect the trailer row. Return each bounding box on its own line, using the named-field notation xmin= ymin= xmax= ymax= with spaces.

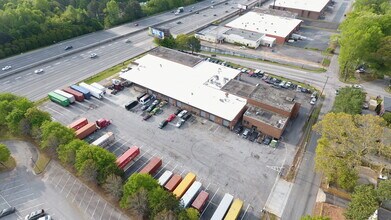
xmin=114 ymin=148 xmax=245 ymax=219
xmin=47 ymin=82 xmax=106 ymax=106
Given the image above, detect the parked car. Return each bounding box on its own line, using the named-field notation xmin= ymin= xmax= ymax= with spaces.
xmin=279 ymin=81 xmax=286 ymax=88
xmin=158 ymin=100 xmax=167 ymax=108
xmin=175 ymin=119 xmax=185 ymax=128
xmin=143 ymin=114 xmax=152 ymax=121
xmin=37 ymin=215 xmax=52 ymax=220
xmin=311 ymin=91 xmax=318 ymax=98
xmin=270 ymin=140 xmax=278 ymax=148
xmin=64 ymin=45 xmax=73 ymax=50
xmin=167 ymin=114 xmax=176 ymax=122
xmin=310 ymin=98 xmax=317 ymax=105
xmin=152 ymin=100 xmax=160 ymax=106
xmin=362 ymin=102 xmax=369 ymax=109
xmin=159 ymin=120 xmax=168 ymax=129
xmin=151 ymin=107 xmax=161 ymax=115
xmin=2 ymin=65 xmax=12 ymax=71
xmin=141 ymin=104 xmax=150 ymax=111
xmin=285 ymin=81 xmax=292 ymax=88
xmin=182 ymin=113 xmax=192 ymax=121
xmin=178 ymin=110 xmax=188 ymax=118
xmin=125 ymin=100 xmax=138 ymax=110
xmin=174 ymin=108 xmax=182 ymax=115
xmin=249 ymin=131 xmax=259 ymax=142
xmin=0 ymin=207 xmax=16 ymax=218
xmin=110 ymin=89 xmax=118 ymax=95
xmin=241 ymin=128 xmax=250 ymax=139
xmin=352 ymin=84 xmax=363 ymax=89
xmin=25 ymin=209 xmax=45 ymax=220
xmin=335 ymin=89 xmax=339 ymax=95
xmin=233 ymin=125 xmax=243 ymax=134
xmin=263 ymin=136 xmax=272 ymax=145
xmin=146 ymin=104 xmax=157 ymax=112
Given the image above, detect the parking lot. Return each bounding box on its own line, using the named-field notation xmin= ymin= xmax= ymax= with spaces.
xmin=40 ymin=72 xmax=312 ymax=219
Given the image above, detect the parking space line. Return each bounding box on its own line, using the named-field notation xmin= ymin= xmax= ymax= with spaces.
xmin=118 ymin=213 xmax=122 ymax=220
xmin=240 ymin=204 xmax=251 ymax=220
xmin=170 ymin=163 xmax=179 ymax=172
xmin=16 ymin=198 xmax=39 ymax=207
xmin=17 ymin=203 xmax=44 ymax=213
xmin=2 ymin=188 xmax=30 ymax=197
xmin=179 ymin=168 xmax=187 ymax=176
xmin=109 ymin=208 xmax=114 ymax=220
xmin=61 ymin=175 xmax=71 ymax=192
xmin=204 ymin=182 xmax=211 ymax=191
xmin=66 ymin=179 xmax=77 ymax=198
xmin=200 ymin=187 xmax=220 ymax=217
xmin=55 ymin=172 xmax=67 ymax=188
xmin=7 ymin=193 xmax=34 ymax=203
xmin=0 ymin=183 xmax=25 ymax=192
xmin=128 ymin=149 xmax=151 ymax=168
xmin=99 ymin=202 xmax=107 ymax=220
xmin=79 ymin=187 xmax=89 ymax=206
xmin=73 ymin=183 xmax=83 ymax=203
xmin=91 ymin=199 xmax=100 ymax=218
xmin=0 ymin=193 xmax=10 ymax=207
xmin=84 ymin=190 xmax=94 ymax=213
xmin=134 ymin=153 xmax=158 ymax=173
xmin=154 ymin=161 xmax=171 ymax=178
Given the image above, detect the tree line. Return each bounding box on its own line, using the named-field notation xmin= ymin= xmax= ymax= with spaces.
xmin=338 ymin=0 xmax=391 ymax=79
xmin=0 ymin=0 xmax=199 ymax=59
xmin=0 ymin=92 xmax=198 ymax=219
xmin=154 ymin=34 xmax=201 ymax=53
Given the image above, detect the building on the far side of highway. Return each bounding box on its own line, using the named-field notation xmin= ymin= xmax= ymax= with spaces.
xmin=120 ymin=47 xmax=248 ymax=129
xmin=221 ymin=80 xmax=301 ymax=139
xmin=270 ymin=0 xmax=331 ymax=19
xmin=225 ymin=11 xmax=302 ymax=44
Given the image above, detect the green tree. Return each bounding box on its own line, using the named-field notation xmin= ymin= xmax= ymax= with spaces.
xmin=154 ymin=35 xmax=176 ymax=49
xmin=301 ymin=216 xmax=330 ymax=220
xmin=187 ymin=36 xmax=201 ymax=53
xmin=148 ymin=187 xmax=180 ymax=218
xmin=5 ymin=98 xmax=34 ymax=134
xmin=103 ymin=174 xmax=123 ymax=200
xmin=333 ymin=87 xmax=365 ymax=115
xmin=345 ymin=185 xmax=378 ymax=220
xmin=120 ymin=173 xmax=160 ymax=208
xmin=57 ymin=139 xmax=89 ymax=165
xmin=24 ymin=107 xmax=51 ymax=133
xmin=178 ymin=208 xmax=199 ymax=220
xmin=0 ymin=143 xmax=11 ymax=165
xmin=75 ymin=145 xmax=119 ymax=184
xmin=104 ymin=0 xmax=120 ymax=27
xmin=78 ymin=159 xmax=98 ymax=184
xmin=155 ymin=209 xmax=177 ymax=220
xmin=336 ymin=164 xmax=358 ymax=191
xmin=40 ymin=121 xmax=75 ymax=152
xmin=377 ymin=179 xmax=391 ymax=202
xmin=175 ymin=34 xmax=189 ymax=50
xmin=382 ymin=112 xmax=391 ymax=126
xmin=126 ymin=187 xmax=149 ymax=219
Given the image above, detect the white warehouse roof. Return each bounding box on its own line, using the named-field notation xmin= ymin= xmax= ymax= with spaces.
xmin=120 ymin=54 xmax=247 ymax=121
xmin=225 ymin=12 xmax=302 ymax=39
xmin=273 ymin=0 xmax=330 ymax=13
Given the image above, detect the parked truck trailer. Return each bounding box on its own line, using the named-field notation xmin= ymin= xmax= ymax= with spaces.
xmin=70 ymin=85 xmax=91 ymax=99
xmin=116 ymin=146 xmax=140 ymax=170
xmin=173 ymin=172 xmax=196 ymax=199
xmin=224 ymin=199 xmax=244 ymax=220
xmin=48 ymin=92 xmax=70 ymax=107
xmin=164 ymin=174 xmax=182 ymax=192
xmin=180 ymin=181 xmax=202 ymax=208
xmin=211 ymin=193 xmax=234 ymax=220
xmin=158 ymin=170 xmax=173 ymax=186
xmin=91 ymin=132 xmax=115 ymax=148
xmin=191 ymin=190 xmax=209 ymax=212
xmin=68 ymin=118 xmax=88 ymax=130
xmin=54 ymin=90 xmax=75 ymax=103
xmin=79 ymin=82 xmax=103 ymax=99
xmin=63 ymin=87 xmax=84 ymax=102
xmin=75 ymin=122 xmax=97 ymax=139
xmin=91 ymin=82 xmax=106 ymax=94
xmin=139 ymin=157 xmax=162 ymax=175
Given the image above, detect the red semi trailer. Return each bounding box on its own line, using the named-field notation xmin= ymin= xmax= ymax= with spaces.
xmin=139 ymin=157 xmax=162 ymax=175
xmin=191 ymin=190 xmax=209 ymax=212
xmin=75 ymin=122 xmax=97 ymax=139
xmin=164 ymin=174 xmax=182 ymax=192
xmin=68 ymin=118 xmax=88 ymax=130
xmin=63 ymin=87 xmax=84 ymax=102
xmin=116 ymin=146 xmax=140 ymax=170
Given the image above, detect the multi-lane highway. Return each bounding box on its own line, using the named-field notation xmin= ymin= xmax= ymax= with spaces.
xmin=0 ymin=0 xmax=256 ymax=101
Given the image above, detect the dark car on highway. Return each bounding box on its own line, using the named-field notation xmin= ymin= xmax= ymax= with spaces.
xmin=0 ymin=207 xmax=16 ymax=218
xmin=64 ymin=45 xmax=73 ymax=50
xmin=159 ymin=120 xmax=168 ymax=129
xmin=125 ymin=100 xmax=138 ymax=110
xmin=25 ymin=209 xmax=45 ymax=220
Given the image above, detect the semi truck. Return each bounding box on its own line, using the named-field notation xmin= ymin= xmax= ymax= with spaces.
xmin=79 ymin=82 xmax=104 ymax=99
xmin=54 ymin=89 xmax=75 ymax=103
xmin=75 ymin=122 xmax=97 ymax=139
xmin=173 ymin=172 xmax=196 ymax=199
xmin=63 ymin=87 xmax=84 ymax=102
xmin=164 ymin=174 xmax=182 ymax=192
xmin=211 ymin=193 xmax=234 ymax=220
xmin=70 ymin=85 xmax=91 ymax=99
xmin=180 ymin=181 xmax=202 ymax=208
xmin=68 ymin=118 xmax=88 ymax=130
xmin=191 ymin=190 xmax=209 ymax=212
xmin=139 ymin=157 xmax=162 ymax=175
xmin=175 ymin=6 xmax=184 ymax=14
xmin=48 ymin=92 xmax=70 ymax=107
xmin=224 ymin=199 xmax=244 ymax=220
xmin=116 ymin=146 xmax=140 ymax=170
xmin=95 ymin=118 xmax=111 ymax=129
xmin=158 ymin=170 xmax=173 ymax=186
xmin=91 ymin=82 xmax=106 ymax=94
xmin=91 ymin=132 xmax=115 ymax=148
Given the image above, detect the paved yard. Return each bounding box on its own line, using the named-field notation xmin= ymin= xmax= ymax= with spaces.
xmin=40 ymin=75 xmax=311 ymax=219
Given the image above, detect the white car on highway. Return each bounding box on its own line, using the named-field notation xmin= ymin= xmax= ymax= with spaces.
xmin=90 ymin=53 xmax=98 ymax=58
xmin=2 ymin=65 xmax=11 ymax=71
xmin=34 ymin=69 xmax=44 ymax=74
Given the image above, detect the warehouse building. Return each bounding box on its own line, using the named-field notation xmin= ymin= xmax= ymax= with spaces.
xmin=222 ymin=80 xmax=300 ymax=139
xmin=195 ymin=25 xmax=275 ymax=48
xmin=120 ymin=47 xmax=247 ymax=128
xmin=270 ymin=0 xmax=331 ymax=19
xmin=225 ymin=11 xmax=302 ymax=44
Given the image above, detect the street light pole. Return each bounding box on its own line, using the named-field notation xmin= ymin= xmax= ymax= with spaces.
xmin=30 ymin=157 xmax=41 ymax=173
xmin=321 ymin=75 xmax=330 ymax=96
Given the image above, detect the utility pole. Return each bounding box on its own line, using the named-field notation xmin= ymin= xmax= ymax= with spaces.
xmin=31 ymin=157 xmax=41 ymax=173
xmin=321 ymin=75 xmax=330 ymax=96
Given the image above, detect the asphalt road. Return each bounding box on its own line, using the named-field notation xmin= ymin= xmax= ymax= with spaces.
xmin=0 ymin=0 xmax=257 ymax=101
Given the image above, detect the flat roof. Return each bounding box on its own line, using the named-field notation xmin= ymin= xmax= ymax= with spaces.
xmin=225 ymin=11 xmax=302 ymax=38
xmin=244 ymin=105 xmax=289 ymax=129
xmin=221 ymin=79 xmax=256 ymax=98
xmin=120 ymin=49 xmax=247 ymax=121
xmin=224 ymin=28 xmax=265 ymax=41
xmin=250 ymin=84 xmax=296 ymax=112
xmin=273 ymin=0 xmax=330 ymax=13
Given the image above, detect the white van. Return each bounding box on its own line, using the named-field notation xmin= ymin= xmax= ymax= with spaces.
xmin=139 ymin=94 xmax=152 ymax=105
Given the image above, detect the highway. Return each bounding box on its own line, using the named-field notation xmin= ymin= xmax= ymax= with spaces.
xmin=0 ymin=0 xmax=254 ymax=101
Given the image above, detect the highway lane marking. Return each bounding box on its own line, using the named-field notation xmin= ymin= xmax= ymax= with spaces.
xmin=200 ymin=187 xmax=220 ymax=217
xmin=2 ymin=80 xmax=10 ymax=84
xmin=45 ymin=65 xmax=51 ymax=68
xmin=61 ymin=175 xmax=72 ymax=192
xmin=240 ymin=204 xmax=251 ymax=220
xmin=26 ymin=72 xmax=32 ymax=76
xmin=54 ymin=62 xmax=61 ymax=65
xmin=99 ymin=202 xmax=107 ymax=220
xmin=72 ymin=56 xmax=77 ymax=59
xmin=15 ymin=76 xmax=22 ymax=80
